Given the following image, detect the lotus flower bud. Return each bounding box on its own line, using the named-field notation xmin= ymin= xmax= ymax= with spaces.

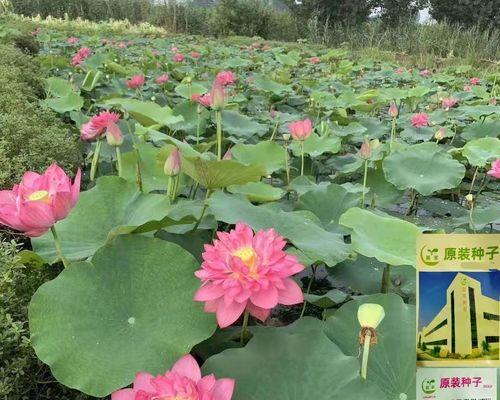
xmin=388 ymin=101 xmax=398 ymax=118
xmin=465 ymin=193 xmax=474 ymax=203
xmin=223 ymin=149 xmax=232 ymax=160
xmin=360 ymin=137 xmax=372 ymax=159
xmin=357 ymin=304 xmax=385 ymax=329
xmin=105 ymin=122 xmax=123 ymax=147
xmin=210 ymin=81 xmax=227 ymax=111
xmin=282 ymin=133 xmax=291 ymax=141
xmin=434 ymin=127 xmax=445 ymax=141
xmin=164 ymin=147 xmax=181 ymax=176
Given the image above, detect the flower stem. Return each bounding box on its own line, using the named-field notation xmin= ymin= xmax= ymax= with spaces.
xmin=468 ymin=166 xmax=479 ymax=195
xmin=284 ymin=144 xmax=290 ymax=186
xmin=216 ymin=110 xmax=223 ymax=161
xmin=361 ymin=159 xmax=368 ymax=207
xmin=360 ymin=331 xmax=372 ymax=379
xmin=115 ymin=147 xmax=123 ymax=178
xmin=50 ymin=225 xmax=69 ymax=268
xmin=270 ymin=122 xmax=279 ymax=141
xmin=240 ymin=309 xmax=250 ymax=344
xmin=196 ymin=113 xmax=201 ymax=145
xmin=299 ymin=265 xmax=316 ymax=319
xmin=469 ymin=202 xmax=477 ymax=233
xmin=126 ymin=123 xmax=143 ymax=191
xmin=191 ymin=190 xmax=211 ymax=232
xmin=300 ymin=141 xmax=305 ymax=176
xmin=389 ymin=117 xmax=396 ymax=152
xmin=380 ymin=264 xmax=391 ymax=293
xmin=90 ymin=139 xmax=102 ymax=182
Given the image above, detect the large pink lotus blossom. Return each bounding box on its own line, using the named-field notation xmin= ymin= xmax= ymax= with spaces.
xmin=442 ymin=97 xmax=458 ymax=111
xmin=67 ymin=36 xmax=78 ymax=45
xmin=173 ymin=53 xmax=185 ymax=62
xmin=111 ymin=354 xmax=234 ymax=400
xmin=155 ymin=74 xmax=170 ymax=85
xmin=419 ymin=69 xmax=430 ymax=77
xmin=127 ymin=74 xmax=146 ymax=89
xmin=194 ymin=222 xmax=304 ymax=328
xmin=410 ymin=113 xmax=429 ymax=128
xmin=215 ymin=71 xmax=236 ymax=86
xmin=310 ymin=56 xmax=320 ymax=64
xmin=80 ymin=111 xmax=120 ymax=142
xmin=470 ymin=77 xmax=480 ymax=85
xmin=487 ymin=159 xmax=500 ymax=179
xmin=288 ymin=118 xmax=313 ymax=141
xmin=71 ymin=47 xmax=92 ymax=66
xmin=0 ymin=164 xmax=81 ymax=237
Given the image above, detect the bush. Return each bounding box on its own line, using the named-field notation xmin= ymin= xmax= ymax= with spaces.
xmin=0 ymin=240 xmax=97 ymax=399
xmin=481 ymin=339 xmax=490 ymax=353
xmin=432 ymin=345 xmax=441 ymax=357
xmin=0 ymin=44 xmax=82 ymax=190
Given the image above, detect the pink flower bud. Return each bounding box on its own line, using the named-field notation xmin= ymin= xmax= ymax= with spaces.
xmin=127 ymin=74 xmax=145 ymax=89
xmin=442 ymin=97 xmax=458 ymax=111
xmin=434 ymin=127 xmax=445 ymax=141
xmin=210 ymin=81 xmax=228 ymax=111
xmin=288 ymin=118 xmax=313 ymax=141
xmin=105 ymin=122 xmax=123 ymax=147
xmin=223 ymin=149 xmax=232 ymax=160
xmin=360 ymin=137 xmax=372 ymax=159
xmin=155 ymin=74 xmax=169 ymax=85
xmin=164 ymin=147 xmax=181 ymax=176
xmin=388 ymin=101 xmax=398 ymax=118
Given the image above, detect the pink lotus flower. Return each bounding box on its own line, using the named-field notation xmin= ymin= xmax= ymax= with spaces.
xmin=288 ymin=118 xmax=313 ymax=141
xmin=118 ymin=42 xmax=127 ymax=49
xmin=395 ymin=67 xmax=404 ymax=75
xmin=360 ymin=137 xmax=372 ymax=159
xmin=155 ymin=74 xmax=169 ymax=85
xmin=105 ymin=122 xmax=124 ymax=147
xmin=410 ymin=113 xmax=429 ymax=128
xmin=487 ymin=159 xmax=500 ymax=179
xmin=111 ymin=354 xmax=234 ymax=400
xmin=490 ymin=97 xmax=497 ymax=105
xmin=310 ymin=56 xmax=320 ymax=64
xmin=470 ymin=77 xmax=480 ymax=85
xmin=71 ymin=47 xmax=92 ymax=66
xmin=419 ymin=69 xmax=430 ymax=77
xmin=192 ymin=93 xmax=212 ymax=108
xmin=215 ymin=71 xmax=236 ymax=86
xmin=171 ymin=46 xmax=179 ymax=52
xmin=388 ymin=101 xmax=398 ymax=118
xmin=67 ymin=37 xmax=78 ymax=45
xmin=210 ymin=82 xmax=228 ymax=111
xmin=173 ymin=53 xmax=185 ymax=62
xmin=80 ymin=111 xmax=120 ymax=142
xmin=194 ymin=222 xmax=304 ymax=328
xmin=223 ymin=149 xmax=232 ymax=160
xmin=164 ymin=147 xmax=181 ymax=176
xmin=442 ymin=97 xmax=458 ymax=110
xmin=190 ymin=51 xmax=202 ymax=59
xmin=0 ymin=164 xmax=81 ymax=237
xmin=127 ymin=74 xmax=146 ymax=89
xmin=464 ymin=85 xmax=473 ymax=92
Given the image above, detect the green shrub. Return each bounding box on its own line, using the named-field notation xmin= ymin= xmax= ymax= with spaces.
xmin=432 ymin=345 xmax=441 ymax=357
xmin=0 ymin=45 xmax=82 ymax=190
xmin=0 ymin=240 xmax=97 ymax=399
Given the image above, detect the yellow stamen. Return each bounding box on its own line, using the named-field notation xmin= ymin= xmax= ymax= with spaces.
xmin=27 ymin=190 xmax=51 ymax=203
xmin=233 ymin=246 xmax=258 ymax=278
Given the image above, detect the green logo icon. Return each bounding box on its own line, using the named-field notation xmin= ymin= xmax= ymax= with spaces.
xmin=420 ymin=245 xmax=439 ymax=266
xmin=421 ymin=378 xmax=437 ymax=394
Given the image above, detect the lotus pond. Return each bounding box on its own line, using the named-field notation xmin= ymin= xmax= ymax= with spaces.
xmin=2 ymin=28 xmax=500 ymax=400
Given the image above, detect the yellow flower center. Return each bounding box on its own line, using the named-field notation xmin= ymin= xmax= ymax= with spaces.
xmin=233 ymin=246 xmax=258 ymax=278
xmin=27 ymin=190 xmax=51 ymax=203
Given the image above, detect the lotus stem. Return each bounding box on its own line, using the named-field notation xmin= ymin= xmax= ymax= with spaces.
xmin=90 ymin=139 xmax=102 ymax=182
xmin=299 ymin=265 xmax=316 ymax=319
xmin=284 ymin=144 xmax=290 ymax=186
xmin=51 ymin=225 xmax=69 ymax=268
xmin=240 ymin=309 xmax=250 ymax=344
xmin=381 ymin=264 xmax=391 ymax=293
xmin=196 ymin=113 xmax=201 ymax=145
xmin=192 ymin=190 xmax=211 ymax=232
xmin=127 ymin=123 xmax=143 ymax=192
xmin=469 ymin=202 xmax=477 ymax=233
xmin=468 ymin=166 xmax=479 ymax=195
xmin=115 ymin=147 xmax=123 ymax=178
xmin=270 ymin=122 xmax=279 ymax=141
xmin=216 ymin=110 xmax=223 ymax=161
xmin=389 ymin=118 xmax=396 ymax=152
xmin=360 ymin=331 xmax=372 ymax=379
xmin=300 ymin=141 xmax=305 ymax=176
xmin=361 ymin=159 xmax=368 ymax=207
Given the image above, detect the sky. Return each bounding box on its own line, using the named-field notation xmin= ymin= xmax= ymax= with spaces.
xmin=418 ymin=271 xmax=500 ymax=331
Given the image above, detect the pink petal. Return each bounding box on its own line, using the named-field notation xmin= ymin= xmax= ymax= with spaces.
xmin=216 ymin=300 xmax=246 ymax=328
xmin=111 ymin=388 xmax=135 ymax=400
xmin=0 ymin=190 xmax=16 ymax=205
xmin=194 ymin=284 xmax=225 ymax=301
xmin=18 ymin=201 xmax=55 ymax=230
xmin=51 ymin=192 xmax=72 ymax=221
xmin=197 ymin=374 xmax=216 ymax=393
xmin=246 ymin=302 xmax=271 ymax=323
xmin=171 ymin=354 xmax=202 ymax=383
xmin=278 ymin=278 xmax=304 ymax=305
xmin=70 ymin=169 xmax=81 ymax=207
xmin=250 ymin=285 xmax=278 ymax=309
xmin=133 ymin=372 xmax=155 ymax=392
xmin=212 ymin=378 xmax=235 ymax=400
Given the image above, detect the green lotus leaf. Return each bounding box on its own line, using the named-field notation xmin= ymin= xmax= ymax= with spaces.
xmin=174 ymin=82 xmax=208 ymax=99
xmin=383 ymin=142 xmax=465 ymax=195
xmin=81 ymin=69 xmax=102 ymax=91
xmin=31 ymin=177 xmax=184 ymax=263
xmin=253 ymin=74 xmax=291 ymax=95
xmin=208 ymin=191 xmax=350 ymax=266
xmin=231 ymin=140 xmax=286 ymax=174
xmin=324 ymin=294 xmax=416 ymax=400
xmin=121 ymin=143 xmax=167 ymax=192
xmin=29 ymin=235 xmax=214 ymax=397
xmin=221 ymin=110 xmax=269 ymax=138
xmin=339 ymin=207 xmax=421 ymax=266
xmin=304 ymin=288 xmax=349 ymax=308
xmin=289 ymin=133 xmax=342 ymax=157
xmin=461 ymin=137 xmax=500 ymax=167
xmin=227 ymin=181 xmax=285 ymax=202
xmin=461 ymin=120 xmax=500 ymax=141
xmin=203 ymin=322 xmax=385 ymax=400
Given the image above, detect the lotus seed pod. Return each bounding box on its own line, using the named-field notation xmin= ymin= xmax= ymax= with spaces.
xmin=357 ymin=303 xmax=385 ymax=329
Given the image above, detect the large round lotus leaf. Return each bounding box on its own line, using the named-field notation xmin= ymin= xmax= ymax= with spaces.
xmin=203 ymin=323 xmax=385 ymax=400
xmin=324 ymin=294 xmax=416 ymax=400
xmin=221 ymin=110 xmax=268 ymax=138
xmin=383 ymin=142 xmax=465 ymax=195
xmin=289 ymin=133 xmax=341 ymax=157
xmin=461 ymin=120 xmax=500 ymax=141
xmin=121 ymin=143 xmax=166 ymax=192
xmin=339 ymin=207 xmax=420 ymax=266
xmin=104 ymin=98 xmax=183 ymax=127
xmin=31 ymin=177 xmax=183 ymax=263
xmin=231 ymin=140 xmax=286 ymax=175
xmin=461 ymin=137 xmax=500 ymax=167
xmin=29 ymin=235 xmax=215 ymax=397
